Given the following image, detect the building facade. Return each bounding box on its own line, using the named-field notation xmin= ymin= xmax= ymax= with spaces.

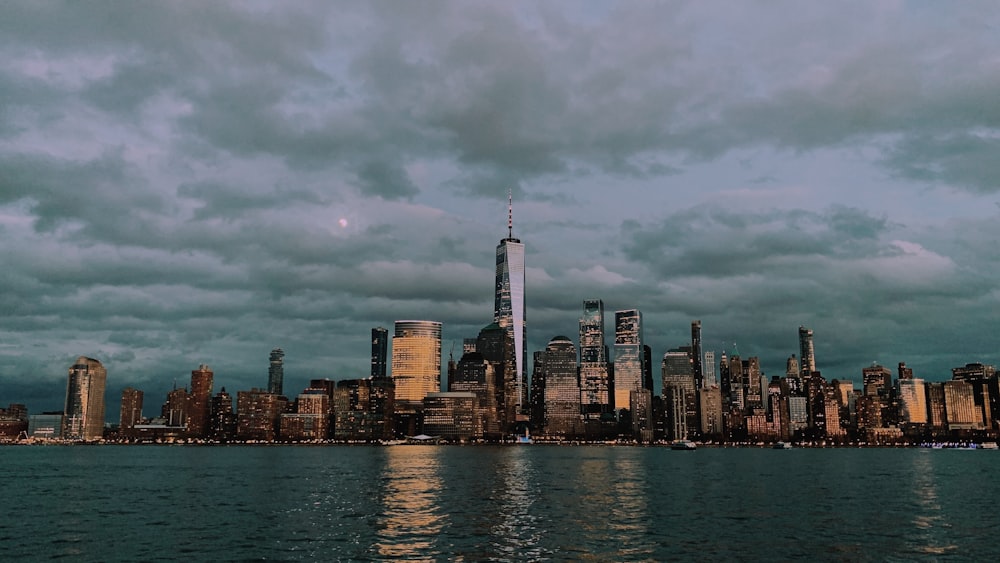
xmin=613 ymin=309 xmax=644 ymax=411
xmin=391 ymin=320 xmax=442 ymax=412
xmin=268 ymin=348 xmax=285 ymax=396
xmin=63 ymin=356 xmax=107 ymax=440
xmin=494 ymin=193 xmax=526 ymax=416
xmin=579 ymin=299 xmax=610 ymax=413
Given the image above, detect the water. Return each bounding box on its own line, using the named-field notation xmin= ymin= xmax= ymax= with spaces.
xmin=3 ymin=445 xmax=999 ymax=561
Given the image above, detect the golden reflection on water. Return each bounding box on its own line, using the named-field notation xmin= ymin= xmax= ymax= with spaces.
xmin=374 ymin=446 xmax=445 ymax=560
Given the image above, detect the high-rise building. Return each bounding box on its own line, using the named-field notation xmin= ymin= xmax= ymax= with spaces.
xmin=450 ymin=351 xmax=499 ymax=438
xmin=63 ymin=356 xmax=107 ymax=440
xmin=943 ymin=380 xmax=983 ymax=430
xmin=897 ymin=378 xmax=928 ymax=425
xmin=391 ymin=320 xmax=442 ymax=411
xmin=210 ymin=388 xmax=237 ymax=441
xmin=119 ymin=387 xmax=143 ymax=438
xmin=494 ymin=192 xmax=526 ymax=414
xmin=268 ymin=348 xmax=285 ymax=396
xmin=281 ymin=389 xmax=330 ymax=441
xmin=662 ymin=348 xmax=697 ymax=440
xmin=188 ymin=364 xmax=214 ymax=438
xmin=613 ymin=309 xmax=644 ymax=411
xmin=163 ymin=386 xmax=189 ymax=427
xmin=334 ymin=378 xmax=395 ymax=441
xmin=540 ymin=335 xmax=581 ymax=436
xmin=703 ymin=351 xmax=717 ymax=389
xmin=236 ymin=388 xmax=281 ymax=441
xmin=579 ymin=299 xmax=610 ymax=413
xmin=371 ymin=327 xmax=389 ymax=378
xmin=691 ymin=321 xmax=703 ymax=389
xmin=798 ymin=326 xmax=816 ymax=375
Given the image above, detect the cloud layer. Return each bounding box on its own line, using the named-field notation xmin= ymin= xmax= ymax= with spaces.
xmin=3 ymin=2 xmax=1000 ymax=416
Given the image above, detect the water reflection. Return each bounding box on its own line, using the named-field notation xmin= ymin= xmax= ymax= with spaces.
xmin=572 ymin=448 xmax=654 ymax=560
xmin=374 ymin=446 xmax=446 ymax=560
xmin=490 ymin=447 xmax=544 ymax=560
xmin=907 ymin=452 xmax=957 ymax=556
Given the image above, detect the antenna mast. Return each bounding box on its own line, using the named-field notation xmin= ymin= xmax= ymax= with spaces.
xmin=508 ymin=188 xmax=513 ymax=239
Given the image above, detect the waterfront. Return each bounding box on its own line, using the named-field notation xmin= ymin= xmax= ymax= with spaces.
xmin=3 ymin=445 xmax=999 ymax=561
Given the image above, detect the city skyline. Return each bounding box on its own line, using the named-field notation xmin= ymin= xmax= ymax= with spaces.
xmin=4 ymin=3 xmax=1000 ymax=413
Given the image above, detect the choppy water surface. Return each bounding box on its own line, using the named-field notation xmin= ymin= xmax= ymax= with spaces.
xmin=3 ymin=445 xmax=999 ymax=561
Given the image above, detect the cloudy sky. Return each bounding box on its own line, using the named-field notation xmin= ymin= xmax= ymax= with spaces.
xmin=3 ymin=1 xmax=1000 ymax=416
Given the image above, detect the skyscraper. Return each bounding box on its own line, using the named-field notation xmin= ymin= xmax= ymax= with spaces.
xmin=691 ymin=320 xmax=703 ymax=389
xmin=120 ymin=387 xmax=143 ymax=438
xmin=494 ymin=192 xmax=526 ymax=414
xmin=662 ymin=348 xmax=696 ymax=440
xmin=613 ymin=309 xmax=644 ymax=411
xmin=63 ymin=356 xmax=107 ymax=440
xmin=580 ymin=299 xmax=610 ymax=412
xmin=371 ymin=327 xmax=389 ymax=378
xmin=540 ymin=335 xmax=581 ymax=436
xmin=703 ymin=351 xmax=717 ymax=388
xmin=391 ymin=320 xmax=442 ymax=411
xmin=188 ymin=364 xmax=214 ymax=438
xmin=268 ymin=348 xmax=284 ymax=396
xmin=798 ymin=326 xmax=816 ymax=375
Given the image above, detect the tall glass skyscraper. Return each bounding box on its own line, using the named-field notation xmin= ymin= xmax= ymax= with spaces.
xmin=391 ymin=320 xmax=442 ymax=410
xmin=63 ymin=356 xmax=107 ymax=440
xmin=691 ymin=320 xmax=703 ymax=389
xmin=798 ymin=326 xmax=816 ymax=375
xmin=580 ymin=299 xmax=609 ymax=412
xmin=494 ymin=193 xmax=526 ymax=414
xmin=268 ymin=348 xmax=284 ymax=396
xmin=371 ymin=327 xmax=388 ymax=378
xmin=613 ymin=309 xmax=644 ymax=411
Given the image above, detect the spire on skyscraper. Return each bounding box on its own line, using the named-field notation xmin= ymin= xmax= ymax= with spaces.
xmin=508 ymin=188 xmax=513 ymax=239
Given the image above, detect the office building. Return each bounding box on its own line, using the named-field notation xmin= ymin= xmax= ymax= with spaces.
xmin=423 ymin=392 xmax=478 ymax=441
xmin=579 ymin=299 xmax=610 ymax=413
xmin=236 ymin=388 xmax=281 ymax=441
xmin=540 ymin=335 xmax=581 ymax=436
xmin=119 ymin=387 xmax=143 ymax=438
xmin=798 ymin=326 xmax=816 ymax=375
xmin=281 ymin=389 xmax=330 ymax=441
xmin=613 ymin=309 xmax=644 ymax=411
xmin=897 ymin=378 xmax=928 ymax=425
xmin=662 ymin=348 xmax=697 ymax=440
xmin=372 ymin=327 xmax=389 ymax=378
xmin=703 ymin=351 xmax=717 ymax=389
xmin=188 ymin=364 xmax=213 ymax=438
xmin=943 ymin=380 xmax=983 ymax=430
xmin=494 ymin=192 xmax=527 ymax=415
xmin=63 ymin=356 xmax=107 ymax=440
xmin=268 ymin=348 xmax=285 ymax=396
xmin=210 ymin=388 xmax=237 ymax=441
xmin=691 ymin=321 xmax=703 ymax=389
xmin=450 ymin=351 xmax=499 ymax=438
xmin=391 ymin=320 xmax=442 ymax=412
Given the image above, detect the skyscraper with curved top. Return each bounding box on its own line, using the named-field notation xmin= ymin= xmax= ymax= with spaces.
xmin=391 ymin=320 xmax=442 ymax=410
xmin=495 ymin=192 xmax=526 ymax=415
xmin=63 ymin=356 xmax=107 ymax=440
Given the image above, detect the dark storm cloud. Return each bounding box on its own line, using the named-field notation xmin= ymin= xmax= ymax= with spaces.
xmin=0 ymin=151 xmax=159 ymax=231
xmin=5 ymin=1 xmax=1000 ymax=415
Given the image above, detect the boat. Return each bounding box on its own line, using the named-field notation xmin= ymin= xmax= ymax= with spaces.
xmin=670 ymin=439 xmax=697 ymax=451
xmin=516 ymin=429 xmax=533 ymax=444
xmin=773 ymin=441 xmax=793 ymax=449
xmin=980 ymin=442 xmax=999 ymax=450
